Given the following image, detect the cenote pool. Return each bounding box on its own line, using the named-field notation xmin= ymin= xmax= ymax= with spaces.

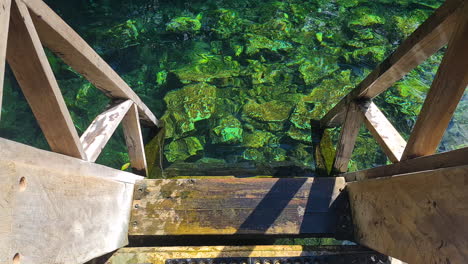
xmin=1 ymin=0 xmax=466 ymax=177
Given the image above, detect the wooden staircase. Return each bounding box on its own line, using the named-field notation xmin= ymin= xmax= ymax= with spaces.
xmin=1 ymin=0 xmax=468 ymax=263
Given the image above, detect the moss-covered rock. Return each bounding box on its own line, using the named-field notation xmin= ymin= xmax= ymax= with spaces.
xmin=162 ymin=82 xmax=217 ymax=139
xmin=166 ymin=15 xmax=202 ymax=33
xmin=242 ymin=130 xmax=277 ymax=148
xmin=211 ymin=115 xmax=243 ymax=144
xmin=164 ymin=137 xmax=204 ymax=162
xmin=243 ymin=100 xmax=293 ymax=123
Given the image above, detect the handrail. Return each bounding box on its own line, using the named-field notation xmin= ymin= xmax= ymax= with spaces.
xmin=0 ymin=0 xmax=154 ymax=176
xmin=317 ymin=0 xmax=468 ymax=176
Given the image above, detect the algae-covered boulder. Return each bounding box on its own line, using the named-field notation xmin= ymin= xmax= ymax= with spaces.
xmin=211 ymin=115 xmax=243 ymax=144
xmin=243 ymin=100 xmax=292 ymax=123
xmin=162 ymin=83 xmax=217 ymax=139
xmin=299 ymin=57 xmax=339 ymax=85
xmin=172 ymin=55 xmax=241 ymax=83
xmin=245 ymin=34 xmax=293 ymax=55
xmin=242 ymin=130 xmax=277 ymax=148
xmin=164 ymin=137 xmax=203 ymax=162
xmin=166 ymin=15 xmax=202 ymax=33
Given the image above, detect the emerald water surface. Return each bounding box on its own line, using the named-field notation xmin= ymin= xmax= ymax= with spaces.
xmin=1 ymin=0 xmax=466 ymax=176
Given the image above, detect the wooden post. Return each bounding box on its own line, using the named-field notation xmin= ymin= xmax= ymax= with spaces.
xmin=0 ymin=0 xmax=11 ymax=121
xmin=122 ymin=104 xmax=148 ymax=176
xmin=22 ymin=0 xmax=160 ymax=127
xmin=80 ymin=100 xmax=133 ymax=162
xmin=347 ymin=165 xmax=468 ymax=263
xmin=402 ymin=3 xmax=468 ymax=160
xmin=6 ymin=0 xmax=85 ymax=159
xmin=332 ymin=101 xmax=365 ymax=174
xmin=361 ymin=102 xmax=406 ymax=163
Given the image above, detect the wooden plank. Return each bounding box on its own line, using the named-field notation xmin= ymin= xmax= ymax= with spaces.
xmin=80 ymin=100 xmax=133 ymax=162
xmin=402 ymin=3 xmax=468 ymax=160
xmin=22 ymin=0 xmax=159 ymax=127
xmin=344 ymin=146 xmax=468 ymax=182
xmin=130 ymin=177 xmax=345 ymax=236
xmin=361 ymin=102 xmax=406 ymax=163
xmin=320 ymin=0 xmax=461 ymax=128
xmin=347 ymin=165 xmax=468 ymax=263
xmin=6 ymin=0 xmax=85 ymax=159
xmin=0 ymin=0 xmax=11 ymax=121
xmin=104 ymin=246 xmax=386 ymax=264
xmin=0 ymin=138 xmax=141 ymax=264
xmin=122 ymin=103 xmax=147 ymax=176
xmin=332 ymin=102 xmax=364 ymax=174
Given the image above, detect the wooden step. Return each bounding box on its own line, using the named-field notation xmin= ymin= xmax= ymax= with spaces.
xmin=99 ymin=246 xmax=389 ymax=264
xmin=129 ymin=177 xmax=346 ymax=238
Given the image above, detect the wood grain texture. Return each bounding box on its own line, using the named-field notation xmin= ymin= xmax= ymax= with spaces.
xmin=105 ymin=246 xmax=381 ymax=264
xmin=22 ymin=0 xmax=160 ymax=127
xmin=332 ymin=102 xmax=364 ymax=174
xmin=130 ymin=177 xmax=345 ymax=236
xmin=0 ymin=0 xmax=11 ymax=121
xmin=320 ymin=0 xmax=461 ymax=128
xmin=0 ymin=138 xmax=140 ymax=264
xmin=81 ymin=100 xmax=133 ymax=162
xmin=347 ymin=165 xmax=468 ymax=263
xmin=361 ymin=102 xmax=406 ymax=163
xmin=6 ymin=0 xmax=85 ymax=159
xmin=402 ymin=3 xmax=468 ymax=160
xmin=122 ymin=103 xmax=148 ymax=176
xmin=344 ymin=146 xmax=468 ymax=182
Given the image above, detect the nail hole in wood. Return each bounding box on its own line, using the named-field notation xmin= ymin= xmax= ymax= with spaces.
xmin=13 ymin=253 xmax=20 ymax=264
xmin=19 ymin=177 xmax=27 ymax=192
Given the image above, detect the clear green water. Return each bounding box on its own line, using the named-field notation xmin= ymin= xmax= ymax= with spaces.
xmin=1 ymin=0 xmax=466 ymax=176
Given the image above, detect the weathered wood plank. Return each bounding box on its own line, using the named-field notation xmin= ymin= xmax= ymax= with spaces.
xmin=402 ymin=3 xmax=468 ymax=160
xmin=0 ymin=0 xmax=11 ymax=121
xmin=130 ymin=177 xmax=345 ymax=236
xmin=6 ymin=0 xmax=85 ymax=159
xmin=104 ymin=246 xmax=386 ymax=264
xmin=0 ymin=138 xmax=141 ymax=264
xmin=344 ymin=146 xmax=468 ymax=182
xmin=122 ymin=103 xmax=147 ymax=176
xmin=332 ymin=102 xmax=364 ymax=174
xmin=22 ymin=0 xmax=159 ymax=127
xmin=320 ymin=0 xmax=461 ymax=128
xmin=81 ymin=100 xmax=133 ymax=162
xmin=361 ymin=102 xmax=406 ymax=163
xmin=347 ymin=165 xmax=468 ymax=263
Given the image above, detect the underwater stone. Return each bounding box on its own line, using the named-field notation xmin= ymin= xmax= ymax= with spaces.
xmin=245 ymin=34 xmax=293 ymax=55
xmin=211 ymin=115 xmax=243 ymax=144
xmin=287 ymin=126 xmax=312 ymax=143
xmin=242 ymin=130 xmax=276 ymax=148
xmin=243 ymin=100 xmax=293 ymax=123
xmin=242 ymin=148 xmax=265 ymax=162
xmin=162 ymin=82 xmax=217 ymax=139
xmin=299 ymin=57 xmax=339 ymax=85
xmin=172 ymin=55 xmax=241 ymax=83
xmin=166 ymin=15 xmax=202 ymax=33
xmin=164 ymin=137 xmax=204 ymax=162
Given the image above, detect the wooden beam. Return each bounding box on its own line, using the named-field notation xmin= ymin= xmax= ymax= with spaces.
xmin=320 ymin=0 xmax=461 ymax=128
xmin=332 ymin=102 xmax=364 ymax=174
xmin=402 ymin=3 xmax=468 ymax=160
xmin=81 ymin=100 xmax=133 ymax=162
xmin=0 ymin=0 xmax=11 ymax=121
xmin=21 ymin=0 xmax=160 ymax=127
xmin=6 ymin=0 xmax=85 ymax=159
xmin=130 ymin=177 xmax=345 ymax=236
xmin=122 ymin=103 xmax=147 ymax=176
xmin=344 ymin=146 xmax=468 ymax=182
xmin=0 ymin=138 xmax=142 ymax=264
xmin=361 ymin=102 xmax=406 ymax=163
xmin=104 ymin=246 xmax=387 ymax=264
xmin=347 ymin=165 xmax=468 ymax=263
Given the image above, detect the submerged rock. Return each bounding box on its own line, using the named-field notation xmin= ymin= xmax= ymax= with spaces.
xmin=211 ymin=115 xmax=243 ymax=144
xmin=243 ymin=100 xmax=292 ymax=123
xmin=165 ymin=137 xmax=204 ymax=162
xmin=242 ymin=130 xmax=277 ymax=148
xmin=162 ymin=83 xmax=217 ymax=139
xmin=166 ymin=15 xmax=202 ymax=33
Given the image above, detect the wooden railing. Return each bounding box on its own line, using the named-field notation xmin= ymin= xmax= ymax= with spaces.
xmin=316 ymin=0 xmax=468 ymax=177
xmin=0 ymin=0 xmax=161 ymax=176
